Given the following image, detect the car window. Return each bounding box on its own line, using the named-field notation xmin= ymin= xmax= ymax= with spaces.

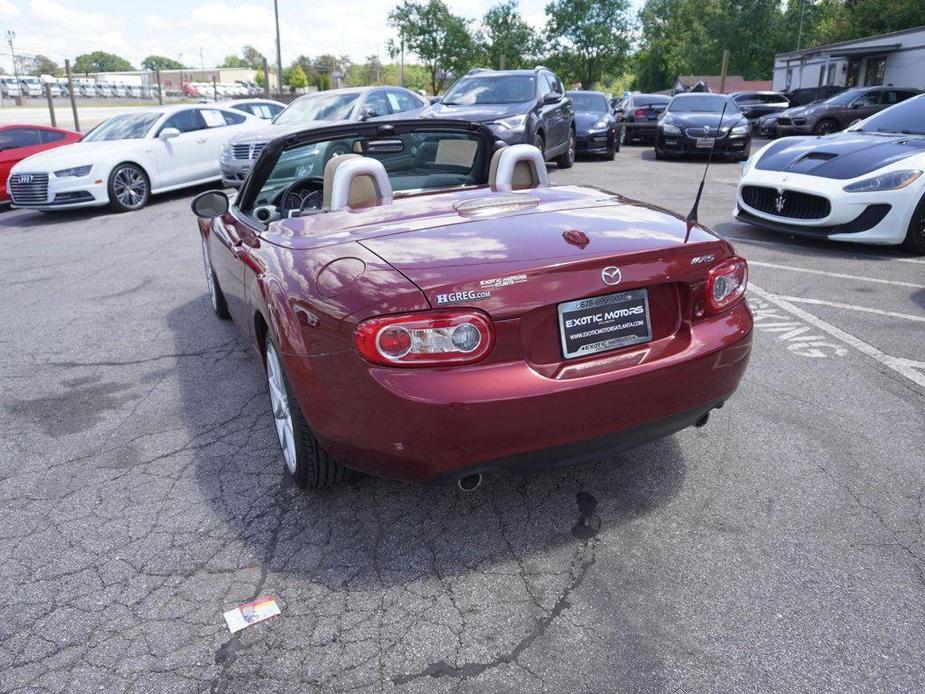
xmin=854 ymin=94 xmax=925 ymax=135
xmin=84 ymin=112 xmax=161 ymax=141
xmin=40 ymin=130 xmax=67 ymax=144
xmin=386 ymin=90 xmax=422 ymax=113
xmin=669 ymin=95 xmax=739 ymax=114
xmin=548 ymin=73 xmax=564 ymax=95
xmin=569 ymin=93 xmax=608 ymax=112
xmin=537 ymin=72 xmax=553 ymax=96
xmin=363 ymin=90 xmax=391 ymax=117
xmin=162 ymin=109 xmax=206 ymax=134
xmin=275 ymin=92 xmax=361 ymax=124
xmin=853 ymin=91 xmax=880 ymax=107
xmin=0 ymin=127 xmax=41 ymax=149
xmin=239 ymin=103 xmax=280 ymax=119
xmin=221 ymin=110 xmax=248 ymax=125
xmin=200 ymin=109 xmax=232 ymax=128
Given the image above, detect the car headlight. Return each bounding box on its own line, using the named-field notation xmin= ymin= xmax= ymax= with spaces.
xmin=731 ymin=124 xmax=749 ymax=137
xmin=843 ymin=170 xmax=923 ymax=192
xmin=660 ymin=123 xmax=681 ymax=136
xmin=54 ymin=165 xmax=92 ymax=178
xmin=591 ymin=119 xmax=609 ymax=130
xmin=493 ymin=114 xmax=527 ymax=130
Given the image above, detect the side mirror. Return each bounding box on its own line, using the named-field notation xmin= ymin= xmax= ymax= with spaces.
xmin=159 ymin=127 xmax=180 ymax=140
xmin=359 ymin=107 xmax=378 ymax=121
xmin=429 ymin=95 xmax=441 ymax=104
xmin=190 ymin=190 xmax=229 ymax=218
xmin=542 ymin=91 xmax=560 ymax=105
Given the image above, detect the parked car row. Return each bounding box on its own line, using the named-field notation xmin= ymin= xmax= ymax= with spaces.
xmin=184 ymin=81 xmax=263 ymax=99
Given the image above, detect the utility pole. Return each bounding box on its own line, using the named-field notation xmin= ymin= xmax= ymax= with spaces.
xmin=719 ymin=49 xmax=730 ymax=94
xmin=6 ymin=30 xmax=20 ymax=105
xmin=64 ymin=59 xmax=80 ymax=132
xmin=399 ymin=34 xmax=404 ymax=88
xmin=273 ymin=0 xmax=283 ymax=97
xmin=199 ymin=47 xmax=205 ymax=70
xmin=797 ymin=0 xmax=807 ymax=51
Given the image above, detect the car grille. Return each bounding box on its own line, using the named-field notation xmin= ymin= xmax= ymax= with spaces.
xmin=231 ymin=142 xmax=266 ymax=160
xmin=741 ymin=185 xmax=831 ymax=220
xmin=685 ymin=127 xmax=726 ymax=138
xmin=9 ymin=173 xmax=49 ymax=205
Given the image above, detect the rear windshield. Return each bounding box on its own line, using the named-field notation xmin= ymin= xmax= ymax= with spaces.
xmin=252 ymin=130 xmax=488 ymax=213
xmin=275 ymin=92 xmax=360 ymax=124
xmin=442 ymin=75 xmax=536 ymax=105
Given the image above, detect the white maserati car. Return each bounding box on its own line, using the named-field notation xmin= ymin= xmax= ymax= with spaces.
xmin=7 ymin=105 xmax=261 ymax=212
xmin=736 ymin=94 xmax=925 ymax=253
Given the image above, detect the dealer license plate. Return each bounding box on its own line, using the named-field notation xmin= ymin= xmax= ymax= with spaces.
xmin=557 ymin=289 xmax=652 ymax=360
xmin=696 ymin=137 xmax=715 ymax=148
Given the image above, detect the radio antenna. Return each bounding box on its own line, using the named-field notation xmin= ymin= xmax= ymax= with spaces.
xmin=686 ymin=98 xmax=729 ymax=224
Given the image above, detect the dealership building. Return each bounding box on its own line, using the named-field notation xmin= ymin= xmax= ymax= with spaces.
xmin=773 ymin=25 xmax=925 ymax=92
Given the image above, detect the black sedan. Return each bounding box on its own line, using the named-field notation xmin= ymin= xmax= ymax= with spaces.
xmin=566 ymin=90 xmax=618 ymax=159
xmin=655 ymin=93 xmax=751 ymax=161
xmin=617 ymin=93 xmax=671 ymax=145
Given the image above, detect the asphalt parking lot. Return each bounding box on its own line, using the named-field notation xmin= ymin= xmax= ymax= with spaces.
xmin=2 ymin=140 xmax=924 ymax=693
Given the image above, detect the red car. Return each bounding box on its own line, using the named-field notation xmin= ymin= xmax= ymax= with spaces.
xmin=0 ymin=124 xmax=82 ymax=203
xmin=191 ymin=120 xmax=752 ymax=489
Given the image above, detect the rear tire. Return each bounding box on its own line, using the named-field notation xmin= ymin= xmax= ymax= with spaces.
xmin=264 ymin=338 xmax=345 ymax=489
xmin=556 ymin=129 xmax=575 ymax=169
xmin=813 ymin=119 xmax=838 ymax=136
xmin=532 ymin=133 xmax=545 ymax=160
xmin=902 ymin=194 xmax=925 ymax=254
xmin=108 ymin=163 xmax=150 ymax=212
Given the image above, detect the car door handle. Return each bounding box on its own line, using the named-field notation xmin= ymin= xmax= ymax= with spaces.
xmin=196 ymin=137 xmax=207 ymax=144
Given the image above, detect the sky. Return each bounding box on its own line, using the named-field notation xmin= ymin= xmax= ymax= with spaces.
xmin=0 ymin=0 xmax=645 ymax=73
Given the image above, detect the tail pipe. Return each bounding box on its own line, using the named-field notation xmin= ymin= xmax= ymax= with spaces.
xmin=457 ymin=473 xmax=482 ymax=492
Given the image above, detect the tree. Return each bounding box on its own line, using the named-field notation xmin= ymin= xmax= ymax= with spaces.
xmin=288 ymin=64 xmax=308 ymax=89
xmin=222 ymin=46 xmax=266 ymax=69
xmin=544 ymin=0 xmax=632 ymax=89
xmin=142 ymin=55 xmax=186 ymax=71
xmin=388 ymin=0 xmax=475 ymax=94
xmin=73 ymin=51 xmax=134 ymax=74
xmin=477 ymin=1 xmax=542 ymax=70
xmin=22 ymin=54 xmax=61 ymax=77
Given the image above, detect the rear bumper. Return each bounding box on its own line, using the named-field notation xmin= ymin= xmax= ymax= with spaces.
xmin=624 ymin=122 xmax=658 ymax=141
xmin=285 ymin=303 xmax=753 ymax=482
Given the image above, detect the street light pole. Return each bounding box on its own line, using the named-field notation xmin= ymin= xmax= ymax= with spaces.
xmin=6 ymin=30 xmax=18 ymax=82
xmin=273 ymin=0 xmax=283 ymax=96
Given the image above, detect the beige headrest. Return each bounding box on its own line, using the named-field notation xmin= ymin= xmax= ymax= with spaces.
xmin=488 ymin=145 xmax=549 ymax=190
xmin=322 ymin=153 xmax=360 ymax=208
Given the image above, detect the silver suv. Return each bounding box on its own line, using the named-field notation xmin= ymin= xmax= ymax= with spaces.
xmin=220 ymin=86 xmax=427 ymax=187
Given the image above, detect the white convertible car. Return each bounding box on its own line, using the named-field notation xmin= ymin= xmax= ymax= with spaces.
xmin=736 ymin=94 xmax=925 ymax=253
xmin=7 ymin=105 xmax=261 ymax=212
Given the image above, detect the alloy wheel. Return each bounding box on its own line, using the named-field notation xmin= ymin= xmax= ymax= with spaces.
xmin=112 ymin=166 xmax=147 ymax=209
xmin=266 ymin=342 xmax=297 ymax=475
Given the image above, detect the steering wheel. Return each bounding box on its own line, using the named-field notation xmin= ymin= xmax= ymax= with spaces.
xmin=277 ymin=176 xmax=324 ymax=218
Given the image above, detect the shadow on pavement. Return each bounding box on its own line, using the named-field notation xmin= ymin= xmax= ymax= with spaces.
xmin=167 ymin=295 xmax=689 ymax=590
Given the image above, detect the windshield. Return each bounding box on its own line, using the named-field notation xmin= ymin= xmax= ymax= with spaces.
xmin=824 ymin=89 xmax=865 ymax=106
xmin=274 ymin=92 xmax=360 ymax=124
xmin=83 ymin=112 xmax=161 ymax=141
xmin=442 ymin=75 xmax=536 ymax=105
xmin=854 ymin=95 xmax=925 ymax=135
xmin=669 ymin=95 xmax=738 ymax=114
xmin=251 ymin=130 xmax=487 ymax=214
xmin=569 ymin=93 xmax=608 ymax=113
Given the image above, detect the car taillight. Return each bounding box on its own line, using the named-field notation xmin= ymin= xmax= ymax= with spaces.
xmin=706 ymin=257 xmax=748 ymax=312
xmin=354 ymin=310 xmax=494 ymax=367
xmin=633 ymin=108 xmax=647 ymax=119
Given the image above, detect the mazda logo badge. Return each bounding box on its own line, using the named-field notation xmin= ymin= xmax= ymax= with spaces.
xmin=601 ymin=266 xmax=622 ymax=286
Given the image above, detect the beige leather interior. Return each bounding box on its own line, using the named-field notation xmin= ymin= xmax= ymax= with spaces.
xmin=345 ymin=174 xmax=379 ymax=208
xmin=322 ymin=153 xmax=360 ymax=208
xmin=488 ymin=148 xmax=543 ymax=189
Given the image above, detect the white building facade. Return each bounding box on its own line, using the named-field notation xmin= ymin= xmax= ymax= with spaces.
xmin=773 ymin=25 xmax=925 ymax=93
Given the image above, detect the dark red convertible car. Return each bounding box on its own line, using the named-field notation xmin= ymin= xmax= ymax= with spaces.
xmin=192 ymin=120 xmax=752 ymax=489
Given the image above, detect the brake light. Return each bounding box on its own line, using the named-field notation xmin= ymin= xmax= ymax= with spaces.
xmin=354 ymin=310 xmax=494 ymax=367
xmin=633 ymin=108 xmax=647 ymax=119
xmin=706 ymin=258 xmax=748 ymax=312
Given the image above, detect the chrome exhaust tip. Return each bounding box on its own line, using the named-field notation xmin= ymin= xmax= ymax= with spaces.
xmin=457 ymin=473 xmax=482 ymax=492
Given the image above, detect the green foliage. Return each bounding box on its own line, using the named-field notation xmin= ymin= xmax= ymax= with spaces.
xmin=141 ymin=55 xmax=186 ymax=71
xmin=222 ymin=46 xmax=267 ymax=69
xmin=73 ymin=51 xmax=134 ymax=74
xmin=477 ymin=0 xmax=542 ymax=69
xmin=254 ymin=70 xmax=265 ymax=87
xmin=288 ymin=64 xmax=309 ymax=89
xmin=388 ymin=0 xmax=475 ymax=94
xmin=544 ymin=0 xmax=632 ymax=89
xmin=23 ymin=55 xmax=61 ymax=77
